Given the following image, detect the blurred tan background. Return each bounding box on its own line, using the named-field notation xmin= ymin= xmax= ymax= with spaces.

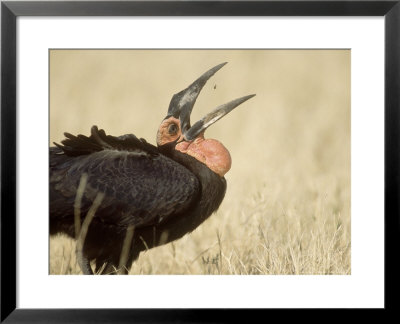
xmin=50 ymin=50 xmax=350 ymax=275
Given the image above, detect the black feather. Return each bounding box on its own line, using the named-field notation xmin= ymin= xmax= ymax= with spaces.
xmin=54 ymin=126 xmax=158 ymax=157
xmin=50 ymin=126 xmax=226 ymax=274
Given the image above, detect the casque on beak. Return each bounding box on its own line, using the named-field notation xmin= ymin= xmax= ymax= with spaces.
xmin=166 ymin=62 xmax=256 ymax=141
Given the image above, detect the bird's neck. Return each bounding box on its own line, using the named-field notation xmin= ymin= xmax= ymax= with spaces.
xmin=175 ymin=135 xmax=232 ymax=177
xmin=160 ymin=143 xmax=227 ymax=221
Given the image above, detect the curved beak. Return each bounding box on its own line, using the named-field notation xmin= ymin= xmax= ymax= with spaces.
xmin=166 ymin=62 xmax=256 ymax=141
xmin=167 ymin=62 xmax=227 ymax=133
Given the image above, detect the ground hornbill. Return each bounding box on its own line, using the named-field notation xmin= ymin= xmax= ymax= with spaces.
xmin=50 ymin=63 xmax=255 ymax=274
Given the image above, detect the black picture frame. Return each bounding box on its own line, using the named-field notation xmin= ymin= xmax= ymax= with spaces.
xmin=1 ymin=0 xmax=399 ymax=322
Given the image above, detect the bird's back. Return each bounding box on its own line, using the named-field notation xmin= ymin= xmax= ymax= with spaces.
xmin=49 ymin=127 xmax=201 ymax=237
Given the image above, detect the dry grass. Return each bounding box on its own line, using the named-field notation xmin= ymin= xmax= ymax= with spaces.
xmin=49 ymin=50 xmax=350 ymax=275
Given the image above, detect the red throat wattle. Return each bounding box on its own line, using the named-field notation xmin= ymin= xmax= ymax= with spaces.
xmin=175 ymin=134 xmax=232 ymax=177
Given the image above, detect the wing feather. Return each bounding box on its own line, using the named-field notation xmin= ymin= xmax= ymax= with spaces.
xmin=50 ymin=128 xmax=200 ymax=228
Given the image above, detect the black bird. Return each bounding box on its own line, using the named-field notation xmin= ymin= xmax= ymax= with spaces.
xmin=50 ymin=63 xmax=255 ymax=274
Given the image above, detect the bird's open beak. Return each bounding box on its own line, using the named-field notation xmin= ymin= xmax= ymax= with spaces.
xmin=166 ymin=63 xmax=255 ymax=141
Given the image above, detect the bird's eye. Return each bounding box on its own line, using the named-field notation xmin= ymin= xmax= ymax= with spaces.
xmin=168 ymin=123 xmax=178 ymax=135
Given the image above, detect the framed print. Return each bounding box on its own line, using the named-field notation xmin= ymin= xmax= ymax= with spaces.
xmin=1 ymin=0 xmax=399 ymax=321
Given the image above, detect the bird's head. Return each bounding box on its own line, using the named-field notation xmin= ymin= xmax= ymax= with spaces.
xmin=156 ymin=63 xmax=255 ymax=177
